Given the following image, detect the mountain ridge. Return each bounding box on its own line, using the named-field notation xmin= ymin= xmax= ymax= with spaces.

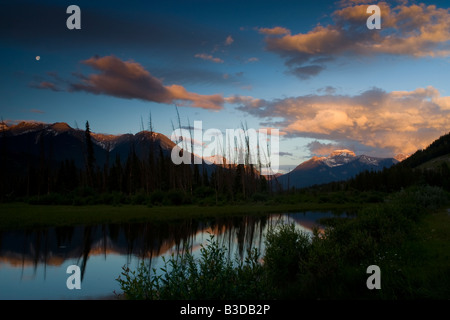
xmin=276 ymin=149 xmax=398 ymax=189
xmin=0 ymin=121 xmax=177 ymax=169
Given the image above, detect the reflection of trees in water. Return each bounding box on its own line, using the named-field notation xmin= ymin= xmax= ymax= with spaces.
xmin=0 ymin=213 xmax=309 ymax=279
xmin=78 ymin=226 xmax=92 ymax=281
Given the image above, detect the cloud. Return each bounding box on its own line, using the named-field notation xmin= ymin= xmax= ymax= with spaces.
xmin=278 ymin=151 xmax=293 ymax=157
xmin=317 ymin=86 xmax=337 ymax=95
xmin=257 ymin=127 xmax=287 ymax=136
xmin=194 ymin=53 xmax=224 ymax=64
xmin=150 ymin=67 xmax=236 ymax=86
xmin=247 ymin=57 xmax=259 ymax=63
xmin=225 ymin=35 xmax=234 ymax=46
xmin=307 ymin=141 xmax=349 ymax=156
xmin=30 ymin=81 xmax=62 ymax=92
xmin=258 ymin=27 xmax=291 ymax=36
xmin=235 ymin=86 xmax=450 ymax=155
xmin=69 ymin=55 xmax=225 ymax=110
xmin=288 ymin=65 xmax=325 ymax=80
xmin=260 ymin=1 xmax=450 ymax=78
xmin=29 ymin=109 xmax=45 ymax=114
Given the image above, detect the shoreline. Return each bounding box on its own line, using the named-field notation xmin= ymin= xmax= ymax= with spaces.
xmin=0 ymin=202 xmax=360 ymax=231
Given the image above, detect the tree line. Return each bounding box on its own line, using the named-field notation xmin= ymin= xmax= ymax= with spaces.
xmin=306 ymin=131 xmax=450 ymax=193
xmin=0 ymin=120 xmax=270 ymax=205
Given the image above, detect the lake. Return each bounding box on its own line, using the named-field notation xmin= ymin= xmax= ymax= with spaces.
xmin=0 ymin=210 xmax=347 ymax=300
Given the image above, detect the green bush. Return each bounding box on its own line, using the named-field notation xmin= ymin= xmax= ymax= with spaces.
xmin=116 ymin=235 xmax=266 ymax=300
xmin=166 ymin=190 xmax=184 ymax=206
xmin=149 ymin=190 xmax=165 ymax=205
xmin=131 ymin=193 xmax=147 ymax=205
xmin=264 ymin=223 xmax=311 ymax=286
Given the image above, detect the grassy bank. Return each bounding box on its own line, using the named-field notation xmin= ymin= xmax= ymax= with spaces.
xmin=397 ymin=207 xmax=450 ymax=298
xmin=116 ymin=185 xmax=450 ymax=300
xmin=0 ymin=201 xmax=359 ymax=231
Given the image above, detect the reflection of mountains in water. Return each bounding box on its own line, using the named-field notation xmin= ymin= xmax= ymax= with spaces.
xmin=0 ymin=215 xmax=277 ymax=270
xmin=0 ymin=211 xmax=346 ymax=280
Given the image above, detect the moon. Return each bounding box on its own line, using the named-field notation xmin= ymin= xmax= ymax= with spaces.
xmin=36 ymin=56 xmax=40 ymax=61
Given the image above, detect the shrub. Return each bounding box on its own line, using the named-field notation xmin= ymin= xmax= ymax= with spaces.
xmin=131 ymin=193 xmax=147 ymax=205
xmin=166 ymin=190 xmax=184 ymax=206
xmin=149 ymin=190 xmax=165 ymax=205
xmin=116 ymin=235 xmax=266 ymax=300
xmin=264 ymin=223 xmax=311 ymax=286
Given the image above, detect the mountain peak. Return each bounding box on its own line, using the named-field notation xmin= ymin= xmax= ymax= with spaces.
xmin=50 ymin=122 xmax=72 ymax=132
xmin=328 ymin=149 xmax=356 ymax=158
xmin=394 ymin=153 xmax=410 ymax=162
xmin=9 ymin=121 xmax=46 ymax=135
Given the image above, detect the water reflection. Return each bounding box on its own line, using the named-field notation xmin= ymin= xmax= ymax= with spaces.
xmin=0 ymin=211 xmax=347 ymax=299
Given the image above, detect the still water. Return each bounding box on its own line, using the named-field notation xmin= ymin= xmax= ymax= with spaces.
xmin=0 ymin=211 xmax=346 ymax=300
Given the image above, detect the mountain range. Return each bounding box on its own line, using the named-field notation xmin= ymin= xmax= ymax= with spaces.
xmin=0 ymin=121 xmax=176 ymax=171
xmin=1 ymin=121 xmax=401 ymax=189
xmin=274 ymin=149 xmax=399 ymax=189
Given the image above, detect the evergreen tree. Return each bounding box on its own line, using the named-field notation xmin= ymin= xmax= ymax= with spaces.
xmin=85 ymin=121 xmax=96 ymax=188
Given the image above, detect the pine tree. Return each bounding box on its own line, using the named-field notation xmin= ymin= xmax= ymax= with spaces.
xmin=85 ymin=121 xmax=96 ymax=188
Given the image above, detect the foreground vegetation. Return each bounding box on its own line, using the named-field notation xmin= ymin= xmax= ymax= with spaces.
xmin=116 ymin=185 xmax=450 ymax=299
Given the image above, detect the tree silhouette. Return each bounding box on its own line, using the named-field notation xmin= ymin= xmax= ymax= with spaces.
xmin=85 ymin=121 xmax=96 ymax=188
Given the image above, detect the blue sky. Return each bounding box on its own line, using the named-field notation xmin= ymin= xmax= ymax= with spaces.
xmin=1 ymin=0 xmax=450 ymax=171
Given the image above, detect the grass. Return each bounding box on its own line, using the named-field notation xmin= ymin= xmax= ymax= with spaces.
xmin=0 ymin=201 xmax=360 ymax=230
xmin=396 ymin=207 xmax=450 ymax=299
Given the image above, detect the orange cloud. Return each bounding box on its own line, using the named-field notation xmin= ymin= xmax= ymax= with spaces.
xmin=258 ymin=27 xmax=291 ymax=36
xmin=258 ymin=127 xmax=287 ymax=136
xmin=307 ymin=141 xmax=350 ymax=156
xmin=235 ymin=86 xmax=450 ymax=155
xmin=260 ymin=1 xmax=450 ymax=78
xmin=167 ymin=84 xmax=224 ymax=110
xmin=70 ymin=55 xmax=225 ymax=110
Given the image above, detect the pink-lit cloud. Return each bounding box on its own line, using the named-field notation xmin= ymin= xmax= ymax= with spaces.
xmin=69 ymin=55 xmax=225 ymax=110
xmin=260 ymin=1 xmax=450 ymax=78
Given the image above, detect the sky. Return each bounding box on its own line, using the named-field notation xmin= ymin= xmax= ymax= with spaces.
xmin=1 ymin=0 xmax=450 ymax=172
